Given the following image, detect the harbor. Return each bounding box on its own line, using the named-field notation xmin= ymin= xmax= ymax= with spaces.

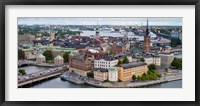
xmin=20 ymin=65 xmax=182 ymax=88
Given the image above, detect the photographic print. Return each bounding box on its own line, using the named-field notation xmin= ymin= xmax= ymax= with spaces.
xmin=17 ymin=17 xmax=182 ymax=88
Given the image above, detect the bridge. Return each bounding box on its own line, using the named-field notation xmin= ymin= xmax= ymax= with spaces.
xmin=18 ymin=60 xmax=31 ymax=67
xmin=18 ymin=67 xmax=64 ymax=87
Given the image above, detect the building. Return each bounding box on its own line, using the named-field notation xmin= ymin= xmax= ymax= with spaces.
xmin=118 ymin=62 xmax=148 ymax=81
xmin=69 ymin=54 xmax=95 ymax=76
xmin=85 ymin=49 xmax=106 ymax=59
xmin=111 ymin=43 xmax=130 ymax=54
xmin=21 ymin=48 xmax=36 ymax=60
xmin=108 ymin=67 xmax=118 ymax=82
xmin=52 ymin=48 xmax=79 ymax=58
xmin=143 ymin=54 xmax=161 ymax=66
xmin=171 ymin=31 xmax=182 ymax=46
xmin=143 ymin=19 xmax=151 ymax=53
xmin=18 ymin=34 xmax=35 ymax=41
xmin=94 ymin=56 xmax=118 ymax=69
xmin=115 ymin=54 xmax=133 ymax=62
xmin=54 ymin=55 xmax=64 ymax=65
xmin=111 ymin=44 xmax=126 ymax=53
xmin=50 ymin=32 xmax=55 ymax=41
xmin=36 ymin=54 xmax=46 ymax=64
xmin=159 ymin=53 xmax=174 ymax=66
xmin=160 ymin=46 xmax=171 ymax=54
xmin=94 ymin=68 xmax=108 ymax=81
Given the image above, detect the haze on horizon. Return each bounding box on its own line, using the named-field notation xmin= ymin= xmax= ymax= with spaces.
xmin=18 ymin=17 xmax=182 ymax=26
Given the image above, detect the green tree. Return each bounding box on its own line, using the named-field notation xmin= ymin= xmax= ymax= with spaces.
xmin=43 ymin=50 xmax=53 ymax=60
xmin=87 ymin=72 xmax=94 ymax=78
xmin=63 ymin=52 xmax=71 ymax=62
xmin=171 ymin=58 xmax=182 ymax=69
xmin=132 ymin=75 xmax=137 ymax=80
xmin=18 ymin=49 xmax=25 ymax=59
xmin=137 ymin=76 xmax=141 ymax=80
xmin=140 ymin=57 xmax=145 ymax=62
xmin=122 ymin=57 xmax=129 ymax=63
xmin=117 ymin=60 xmax=123 ymax=65
xmin=148 ymin=64 xmax=157 ymax=71
xmin=19 ymin=69 xmax=26 ymax=75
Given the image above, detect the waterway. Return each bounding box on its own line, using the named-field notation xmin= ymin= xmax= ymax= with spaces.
xmin=20 ymin=66 xmax=182 ymax=88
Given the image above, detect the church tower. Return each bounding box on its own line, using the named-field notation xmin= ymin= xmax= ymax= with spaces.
xmin=95 ymin=21 xmax=100 ymax=36
xmin=143 ymin=18 xmax=151 ymax=53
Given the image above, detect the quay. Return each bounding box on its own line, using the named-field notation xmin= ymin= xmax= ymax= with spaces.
xmin=60 ymin=71 xmax=182 ymax=88
xmin=18 ymin=67 xmax=65 ymax=87
xmin=84 ymin=74 xmax=182 ymax=88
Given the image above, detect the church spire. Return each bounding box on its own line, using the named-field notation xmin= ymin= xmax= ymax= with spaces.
xmin=146 ymin=18 xmax=149 ymax=36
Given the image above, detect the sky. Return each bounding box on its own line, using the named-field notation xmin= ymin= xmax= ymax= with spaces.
xmin=18 ymin=17 xmax=182 ymax=26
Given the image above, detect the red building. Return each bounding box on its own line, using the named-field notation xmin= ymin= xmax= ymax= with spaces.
xmin=111 ymin=44 xmax=126 ymax=53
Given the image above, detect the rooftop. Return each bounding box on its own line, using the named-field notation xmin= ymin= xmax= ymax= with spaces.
xmin=94 ymin=68 xmax=108 ymax=72
xmin=120 ymin=62 xmax=147 ymax=69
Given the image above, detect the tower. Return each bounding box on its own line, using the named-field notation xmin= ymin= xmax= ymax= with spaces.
xmin=143 ymin=18 xmax=151 ymax=53
xmin=50 ymin=32 xmax=55 ymax=41
xmin=95 ymin=21 xmax=100 ymax=36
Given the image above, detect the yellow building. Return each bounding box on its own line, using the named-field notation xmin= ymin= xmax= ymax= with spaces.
xmin=94 ymin=68 xmax=108 ymax=81
xmin=118 ymin=62 xmax=148 ymax=81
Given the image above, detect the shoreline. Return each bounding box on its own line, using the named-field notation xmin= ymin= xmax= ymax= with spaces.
xmin=84 ymin=74 xmax=182 ymax=88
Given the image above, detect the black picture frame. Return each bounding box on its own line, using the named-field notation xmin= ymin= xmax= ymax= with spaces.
xmin=0 ymin=0 xmax=199 ymax=106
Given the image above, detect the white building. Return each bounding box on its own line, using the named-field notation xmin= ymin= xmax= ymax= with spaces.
xmin=159 ymin=53 xmax=174 ymax=66
xmin=54 ymin=55 xmax=64 ymax=65
xmin=94 ymin=57 xmax=118 ymax=69
xmin=108 ymin=67 xmax=118 ymax=82
xmin=144 ymin=55 xmax=161 ymax=66
xmin=36 ymin=54 xmax=46 ymax=64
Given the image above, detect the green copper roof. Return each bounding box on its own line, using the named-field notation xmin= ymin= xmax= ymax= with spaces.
xmin=108 ymin=67 xmax=117 ymax=71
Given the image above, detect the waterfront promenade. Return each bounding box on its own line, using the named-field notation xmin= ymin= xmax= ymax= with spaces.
xmin=84 ymin=74 xmax=182 ymax=88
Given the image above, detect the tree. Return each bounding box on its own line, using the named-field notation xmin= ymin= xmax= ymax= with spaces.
xmin=132 ymin=75 xmax=137 ymax=80
xmin=18 ymin=49 xmax=25 ymax=59
xmin=171 ymin=58 xmax=182 ymax=69
xmin=87 ymin=72 xmax=94 ymax=78
xmin=19 ymin=69 xmax=26 ymax=75
xmin=117 ymin=60 xmax=123 ymax=65
xmin=43 ymin=50 xmax=53 ymax=60
xmin=63 ymin=52 xmax=71 ymax=62
xmin=148 ymin=64 xmax=157 ymax=71
xmin=137 ymin=76 xmax=141 ymax=80
xmin=122 ymin=57 xmax=129 ymax=63
xmin=140 ymin=57 xmax=145 ymax=62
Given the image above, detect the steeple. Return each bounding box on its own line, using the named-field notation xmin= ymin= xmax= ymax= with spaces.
xmin=96 ymin=21 xmax=100 ymax=36
xmin=146 ymin=18 xmax=149 ymax=36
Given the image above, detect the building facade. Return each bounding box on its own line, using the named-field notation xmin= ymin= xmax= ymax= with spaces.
xmin=108 ymin=67 xmax=118 ymax=82
xmin=54 ymin=55 xmax=64 ymax=65
xmin=118 ymin=62 xmax=148 ymax=81
xmin=94 ymin=57 xmax=118 ymax=69
xmin=36 ymin=54 xmax=46 ymax=64
xmin=69 ymin=54 xmax=95 ymax=76
xmin=143 ymin=54 xmax=161 ymax=66
xmin=94 ymin=68 xmax=108 ymax=81
xmin=159 ymin=53 xmax=174 ymax=66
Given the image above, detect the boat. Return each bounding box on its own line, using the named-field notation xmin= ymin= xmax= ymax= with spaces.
xmin=60 ymin=75 xmax=68 ymax=81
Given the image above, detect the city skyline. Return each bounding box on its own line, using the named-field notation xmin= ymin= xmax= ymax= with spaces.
xmin=18 ymin=17 xmax=182 ymax=26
